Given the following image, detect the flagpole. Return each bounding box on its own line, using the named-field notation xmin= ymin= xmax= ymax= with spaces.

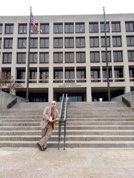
xmin=103 ymin=7 xmax=111 ymax=101
xmin=26 ymin=6 xmax=31 ymax=102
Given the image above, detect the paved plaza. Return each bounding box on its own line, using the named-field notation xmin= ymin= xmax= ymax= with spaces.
xmin=0 ymin=147 xmax=134 ymax=178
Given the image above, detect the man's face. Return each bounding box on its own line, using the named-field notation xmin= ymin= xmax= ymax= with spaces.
xmin=51 ymin=102 xmax=56 ymax=109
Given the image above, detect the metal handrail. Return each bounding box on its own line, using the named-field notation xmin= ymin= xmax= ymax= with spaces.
xmin=58 ymin=93 xmax=69 ymax=150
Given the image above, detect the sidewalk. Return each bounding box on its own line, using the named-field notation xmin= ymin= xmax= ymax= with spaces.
xmin=0 ymin=147 xmax=134 ymax=178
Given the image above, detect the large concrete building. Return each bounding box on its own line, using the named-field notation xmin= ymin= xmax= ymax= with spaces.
xmin=0 ymin=13 xmax=134 ymax=102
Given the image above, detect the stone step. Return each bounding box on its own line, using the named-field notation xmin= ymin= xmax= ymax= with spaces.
xmin=1 ymin=122 xmax=134 ymax=126
xmin=1 ymin=135 xmax=134 ymax=142
xmin=1 ymin=125 xmax=134 ymax=130
xmin=1 ymin=130 xmax=134 ymax=136
xmin=1 ymin=141 xmax=134 ymax=148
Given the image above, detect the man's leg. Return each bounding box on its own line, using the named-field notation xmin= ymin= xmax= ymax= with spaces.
xmin=38 ymin=124 xmax=53 ymax=149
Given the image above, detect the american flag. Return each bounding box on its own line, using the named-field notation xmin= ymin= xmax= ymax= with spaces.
xmin=30 ymin=11 xmax=39 ymax=32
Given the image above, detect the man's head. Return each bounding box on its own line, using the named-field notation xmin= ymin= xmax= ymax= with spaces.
xmin=51 ymin=101 xmax=57 ymax=109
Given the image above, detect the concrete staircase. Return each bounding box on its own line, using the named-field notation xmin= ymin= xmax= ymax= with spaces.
xmin=0 ymin=101 xmax=134 ymax=148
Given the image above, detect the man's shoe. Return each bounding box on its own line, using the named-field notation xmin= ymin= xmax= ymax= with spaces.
xmin=37 ymin=143 xmax=43 ymax=151
xmin=42 ymin=147 xmax=47 ymax=151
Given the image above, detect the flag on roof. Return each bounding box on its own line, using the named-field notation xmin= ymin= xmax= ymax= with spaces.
xmin=30 ymin=10 xmax=39 ymax=32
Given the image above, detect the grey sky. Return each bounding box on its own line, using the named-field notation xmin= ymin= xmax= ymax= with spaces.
xmin=0 ymin=0 xmax=133 ymax=16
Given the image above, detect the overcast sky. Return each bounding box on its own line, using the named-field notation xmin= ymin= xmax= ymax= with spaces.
xmin=0 ymin=0 xmax=133 ymax=16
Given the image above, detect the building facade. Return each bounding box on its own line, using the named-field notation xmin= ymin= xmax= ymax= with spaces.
xmin=0 ymin=14 xmax=134 ymax=102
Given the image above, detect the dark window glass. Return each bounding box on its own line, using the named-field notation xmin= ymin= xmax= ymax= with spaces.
xmin=111 ymin=22 xmax=121 ymax=32
xmin=18 ymin=38 xmax=27 ymax=48
xmin=53 ymin=38 xmax=63 ymax=48
xmin=53 ymin=52 xmax=63 ymax=63
xmin=114 ymin=67 xmax=124 ymax=78
xmin=0 ymin=38 xmax=1 ymax=49
xmin=75 ymin=23 xmax=85 ymax=33
xmin=76 ymin=52 xmax=86 ymax=63
xmin=65 ymin=52 xmax=74 ymax=63
xmin=4 ymin=38 xmax=13 ymax=48
xmin=101 ymin=36 xmax=110 ymax=47
xmin=90 ymin=37 xmax=99 ymax=47
xmin=89 ymin=22 xmax=98 ymax=33
xmin=127 ymin=36 xmax=134 ymax=46
xmin=91 ymin=68 xmax=100 ymax=79
xmin=112 ymin=36 xmax=122 ymax=47
xmin=40 ymin=23 xmax=49 ymax=34
xmin=113 ymin=51 xmax=123 ymax=62
xmin=65 ymin=37 xmax=74 ymax=48
xmin=29 ymin=53 xmax=37 ymax=63
xmin=101 ymin=51 xmax=111 ymax=62
xmin=64 ymin=23 xmax=74 ymax=33
xmin=90 ymin=51 xmax=100 ymax=63
xmin=125 ymin=21 xmax=134 ymax=32
xmin=30 ymin=24 xmax=39 ymax=34
xmin=18 ymin=24 xmax=27 ymax=34
xmin=76 ymin=37 xmax=85 ymax=48
xmin=65 ymin=69 xmax=75 ymax=79
xmin=54 ymin=23 xmax=63 ymax=34
xmin=0 ymin=24 xmax=3 ymax=34
xmin=17 ymin=53 xmax=26 ymax=64
xmin=128 ymin=50 xmax=134 ymax=62
xmin=5 ymin=24 xmax=14 ymax=34
xmin=3 ymin=53 xmax=12 ymax=64
xmin=54 ymin=69 xmax=63 ymax=79
xmin=30 ymin=38 xmax=38 ymax=48
xmin=17 ymin=69 xmax=25 ymax=79
xmin=40 ymin=38 xmax=49 ymax=48
xmin=100 ymin=22 xmax=110 ymax=33
xmin=76 ymin=69 xmax=86 ymax=79
xmin=39 ymin=52 xmax=49 ymax=63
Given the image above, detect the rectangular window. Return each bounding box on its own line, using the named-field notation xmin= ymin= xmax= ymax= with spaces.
xmin=30 ymin=38 xmax=38 ymax=48
xmin=112 ymin=36 xmax=122 ymax=47
xmin=17 ymin=53 xmax=26 ymax=64
xmin=31 ymin=24 xmax=39 ymax=34
xmin=39 ymin=52 xmax=49 ymax=63
xmin=100 ymin=22 xmax=110 ymax=33
xmin=111 ymin=22 xmax=121 ymax=32
xmin=65 ymin=68 xmax=75 ymax=79
xmin=40 ymin=38 xmax=49 ymax=48
xmin=30 ymin=53 xmax=37 ymax=63
xmin=89 ymin=22 xmax=98 ymax=33
xmin=18 ymin=24 xmax=27 ymax=34
xmin=54 ymin=69 xmax=63 ymax=79
xmin=101 ymin=36 xmax=110 ymax=47
xmin=65 ymin=37 xmax=74 ymax=48
xmin=76 ymin=52 xmax=86 ymax=63
xmin=101 ymin=51 xmax=111 ymax=62
xmin=90 ymin=51 xmax=100 ymax=63
xmin=64 ymin=23 xmax=74 ymax=33
xmin=17 ymin=69 xmax=25 ymax=80
xmin=76 ymin=68 xmax=86 ymax=79
xmin=113 ymin=51 xmax=123 ymax=62
xmin=76 ymin=37 xmax=85 ymax=48
xmin=0 ymin=24 xmax=3 ymax=34
xmin=125 ymin=21 xmax=134 ymax=32
xmin=65 ymin=52 xmax=74 ymax=63
xmin=75 ymin=23 xmax=85 ymax=33
xmin=53 ymin=52 xmax=63 ymax=63
xmin=18 ymin=38 xmax=27 ymax=48
xmin=127 ymin=36 xmax=134 ymax=46
xmin=5 ymin=24 xmax=14 ymax=34
xmin=40 ymin=23 xmax=49 ymax=34
xmin=29 ymin=69 xmax=37 ymax=81
xmin=91 ymin=68 xmax=100 ymax=80
xmin=0 ymin=38 xmax=1 ymax=49
xmin=54 ymin=23 xmax=63 ymax=34
xmin=114 ymin=67 xmax=124 ymax=78
xmin=128 ymin=50 xmax=134 ymax=62
xmin=90 ymin=37 xmax=99 ymax=48
xmin=3 ymin=53 xmax=12 ymax=64
xmin=4 ymin=38 xmax=13 ymax=49
xmin=53 ymin=38 xmax=63 ymax=48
